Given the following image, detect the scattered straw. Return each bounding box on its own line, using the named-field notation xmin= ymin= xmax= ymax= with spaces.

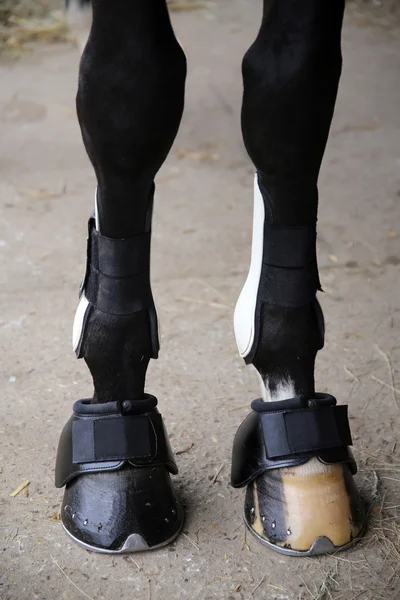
xmin=0 ymin=0 xmax=204 ymax=55
xmin=329 ymin=555 xmax=366 ymax=565
xmin=248 ymin=574 xmax=266 ymax=598
xmin=347 ymin=592 xmax=365 ymax=600
xmin=0 ymin=1 xmax=70 ymax=55
xmin=307 ymin=565 xmax=339 ymax=600
xmin=130 ymin=557 xmax=152 ymax=599
xmin=50 ymin=555 xmax=95 ymax=600
xmin=215 ymin=576 xmax=247 ymax=583
xmin=194 ymin=525 xmax=203 ymax=545
xmin=21 ymin=187 xmax=63 ymax=199
xmin=241 ymin=527 xmax=250 ymax=552
xmin=10 ymin=480 xmax=30 ymax=497
xmin=344 ymin=365 xmax=360 ymax=382
xmin=47 ymin=511 xmax=61 ymax=521
xmin=370 ymin=375 xmax=400 ymax=399
xmin=212 ymin=463 xmax=224 ymax=484
xmin=130 ymin=557 xmax=142 ymax=571
xmin=267 ymin=583 xmax=287 ymax=592
xmin=374 ymin=344 xmax=399 ymax=408
xmin=176 ymin=442 xmax=194 ymax=455
xmin=371 ymin=470 xmax=380 ymax=500
xmin=182 ymin=532 xmax=200 ymax=550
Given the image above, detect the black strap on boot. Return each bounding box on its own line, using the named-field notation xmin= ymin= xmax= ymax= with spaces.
xmin=260 ymin=221 xmax=320 ymax=308
xmin=244 ymin=201 xmax=323 ymax=365
xmin=76 ymin=191 xmax=159 ymax=358
xmin=55 ymin=394 xmax=177 ymax=488
xmin=231 ymin=393 xmax=357 ymax=488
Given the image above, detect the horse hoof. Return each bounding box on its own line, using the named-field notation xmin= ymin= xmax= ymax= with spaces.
xmin=244 ymin=459 xmax=366 ymax=556
xmin=231 ymin=394 xmax=367 ymax=556
xmin=61 ymin=465 xmax=183 ymax=553
xmin=55 ymin=395 xmax=182 ymax=553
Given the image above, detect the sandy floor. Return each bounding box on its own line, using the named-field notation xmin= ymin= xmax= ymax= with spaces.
xmin=1 ymin=1 xmax=400 ymax=599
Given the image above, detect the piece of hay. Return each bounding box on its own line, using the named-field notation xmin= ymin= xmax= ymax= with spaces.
xmin=182 ymin=531 xmax=200 ymax=550
xmin=51 ymin=555 xmax=95 ymax=600
xmin=47 ymin=511 xmax=61 ymax=521
xmin=212 ymin=462 xmax=224 ymax=484
xmin=10 ymin=479 xmax=30 ymax=497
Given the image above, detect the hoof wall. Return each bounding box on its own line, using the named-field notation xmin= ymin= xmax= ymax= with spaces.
xmin=61 ymin=465 xmax=183 ymax=553
xmin=244 ymin=460 xmax=366 ymax=556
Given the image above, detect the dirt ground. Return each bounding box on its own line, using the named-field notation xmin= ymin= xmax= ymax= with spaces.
xmin=1 ymin=1 xmax=400 ymax=599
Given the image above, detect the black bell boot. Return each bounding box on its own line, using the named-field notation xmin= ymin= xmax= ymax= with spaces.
xmin=231 ymin=394 xmax=366 ymax=556
xmin=55 ymin=395 xmax=183 ymax=553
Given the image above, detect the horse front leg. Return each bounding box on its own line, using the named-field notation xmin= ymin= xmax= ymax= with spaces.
xmin=55 ymin=0 xmax=187 ymax=553
xmin=232 ymin=0 xmax=366 ymax=555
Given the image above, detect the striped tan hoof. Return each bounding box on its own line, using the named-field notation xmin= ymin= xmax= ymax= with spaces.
xmin=231 ymin=394 xmax=366 ymax=556
xmin=244 ymin=459 xmax=366 ymax=556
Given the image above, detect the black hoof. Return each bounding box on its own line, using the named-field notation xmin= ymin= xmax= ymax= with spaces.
xmin=62 ymin=465 xmax=183 ymax=553
xmin=55 ymin=395 xmax=181 ymax=553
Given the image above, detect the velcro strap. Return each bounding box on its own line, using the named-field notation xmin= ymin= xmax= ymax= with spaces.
xmin=260 ymin=264 xmax=319 ymax=308
xmin=72 ymin=414 xmax=156 ymax=463
xmin=231 ymin=394 xmax=357 ymax=488
xmin=92 ymin=227 xmax=151 ymax=278
xmin=263 ymin=223 xmax=316 ymax=268
xmin=86 ymin=268 xmax=153 ymax=315
xmin=55 ymin=396 xmax=178 ymax=487
xmin=83 ymin=217 xmax=153 ymax=316
xmin=261 ymin=405 xmax=352 ymax=459
xmin=256 ymin=222 xmax=320 ymax=309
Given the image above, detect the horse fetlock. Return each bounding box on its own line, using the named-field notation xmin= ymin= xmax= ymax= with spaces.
xmin=251 ymin=299 xmax=324 ymax=401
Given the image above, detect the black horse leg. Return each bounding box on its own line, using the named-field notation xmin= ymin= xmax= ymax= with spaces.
xmin=74 ymin=0 xmax=186 ymax=403
xmin=55 ymin=0 xmax=187 ymax=553
xmin=232 ymin=0 xmax=366 ymax=555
